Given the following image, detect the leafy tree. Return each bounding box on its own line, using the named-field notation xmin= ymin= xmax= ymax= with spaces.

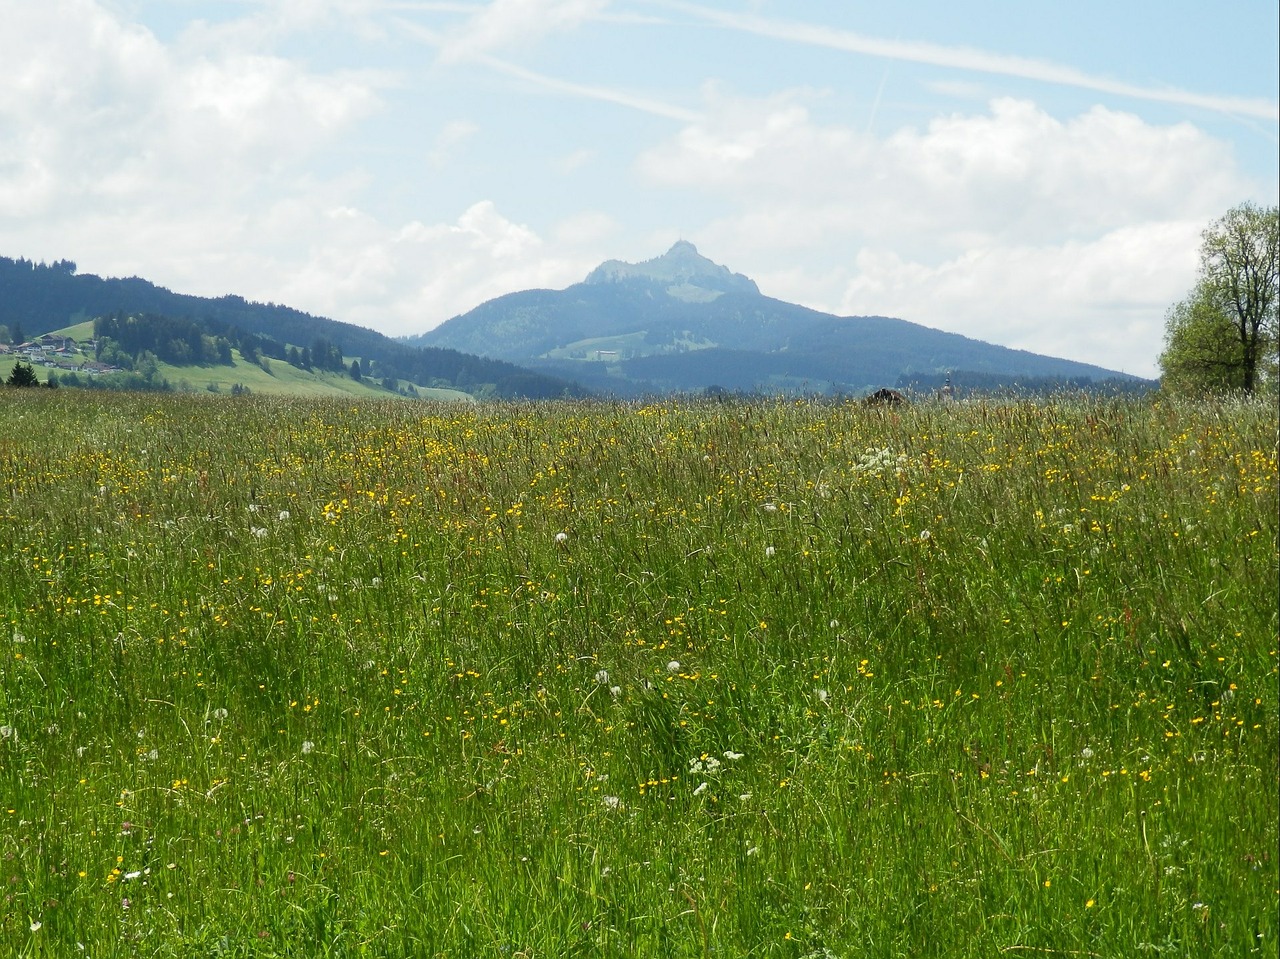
xmin=6 ymin=361 xmax=39 ymax=387
xmin=349 ymin=359 xmax=362 ymax=381
xmin=1159 ymin=287 xmax=1245 ymax=395
xmin=1162 ymin=203 xmax=1278 ymax=394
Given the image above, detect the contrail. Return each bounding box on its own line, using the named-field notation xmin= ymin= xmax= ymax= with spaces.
xmin=649 ymin=0 xmax=1279 ymax=122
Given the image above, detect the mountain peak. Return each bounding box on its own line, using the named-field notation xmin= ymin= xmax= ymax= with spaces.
xmin=584 ymin=242 xmax=760 ymax=299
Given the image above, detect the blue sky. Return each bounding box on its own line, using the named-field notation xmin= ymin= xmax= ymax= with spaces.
xmin=2 ymin=0 xmax=1276 ymax=377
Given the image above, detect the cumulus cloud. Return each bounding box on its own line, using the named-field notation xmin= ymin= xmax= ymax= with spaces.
xmin=0 ymin=1 xmax=385 ymax=214
xmin=257 ymin=200 xmax=601 ymax=334
xmin=0 ymin=0 xmax=388 ymax=298
xmin=637 ymin=89 xmax=1256 ymax=375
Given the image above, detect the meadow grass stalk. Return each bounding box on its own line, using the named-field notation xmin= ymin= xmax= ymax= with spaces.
xmin=0 ymin=390 xmax=1275 ymax=956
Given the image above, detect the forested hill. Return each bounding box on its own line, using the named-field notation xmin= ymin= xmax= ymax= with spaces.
xmin=0 ymin=257 xmax=586 ymax=399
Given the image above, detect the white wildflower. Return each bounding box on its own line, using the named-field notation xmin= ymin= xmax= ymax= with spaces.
xmin=30 ymin=921 xmax=41 ymax=932
xmin=300 ymin=741 xmax=315 ymax=755
xmin=723 ymin=750 xmax=744 ymax=761
xmin=692 ymin=781 xmax=709 ymax=796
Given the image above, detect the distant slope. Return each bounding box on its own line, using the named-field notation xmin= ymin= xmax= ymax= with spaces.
xmin=409 ymin=242 xmax=1152 ymax=396
xmin=0 ymin=256 xmax=585 ymax=400
xmin=2 ymin=320 xmax=474 ymax=400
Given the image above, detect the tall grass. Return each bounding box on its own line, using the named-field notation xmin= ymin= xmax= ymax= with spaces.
xmin=0 ymin=391 xmax=1275 ymax=957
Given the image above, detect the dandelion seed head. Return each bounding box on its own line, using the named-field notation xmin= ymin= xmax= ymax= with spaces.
xmin=554 ymin=531 xmax=569 ymax=544
xmin=764 ymin=545 xmax=776 ymax=558
xmin=666 ymin=660 xmax=681 ymax=673
xmin=300 ymin=740 xmax=315 ymax=755
xmin=594 ymin=669 xmax=610 ymax=685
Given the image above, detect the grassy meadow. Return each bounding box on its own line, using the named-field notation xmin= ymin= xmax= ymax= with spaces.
xmin=0 ymin=389 xmax=1276 ymax=957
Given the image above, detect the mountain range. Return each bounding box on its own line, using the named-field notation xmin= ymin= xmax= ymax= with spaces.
xmin=406 ymin=241 xmax=1151 ymax=397
xmin=2 ymin=246 xmax=1152 ymax=401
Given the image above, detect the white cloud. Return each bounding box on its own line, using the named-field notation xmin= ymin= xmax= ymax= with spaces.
xmin=0 ymin=0 xmax=385 ymax=217
xmin=839 ymin=222 xmax=1204 ymax=377
xmin=252 ymin=200 xmax=600 ymax=334
xmin=437 ymin=0 xmax=609 ymax=63
xmin=638 ymin=90 xmax=1256 ymax=375
xmin=0 ymin=0 xmax=387 ymax=301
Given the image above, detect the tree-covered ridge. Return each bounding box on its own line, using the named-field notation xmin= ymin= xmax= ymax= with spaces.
xmin=94 ymin=312 xmax=235 ymax=366
xmin=0 ymin=256 xmax=586 ymax=399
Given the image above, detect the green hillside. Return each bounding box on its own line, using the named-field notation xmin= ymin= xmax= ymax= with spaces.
xmin=2 ymin=321 xmax=473 ymax=401
xmin=0 ymin=256 xmax=584 ymax=400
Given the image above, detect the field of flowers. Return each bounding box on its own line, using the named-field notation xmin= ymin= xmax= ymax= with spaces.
xmin=0 ymin=390 xmax=1276 ymax=957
